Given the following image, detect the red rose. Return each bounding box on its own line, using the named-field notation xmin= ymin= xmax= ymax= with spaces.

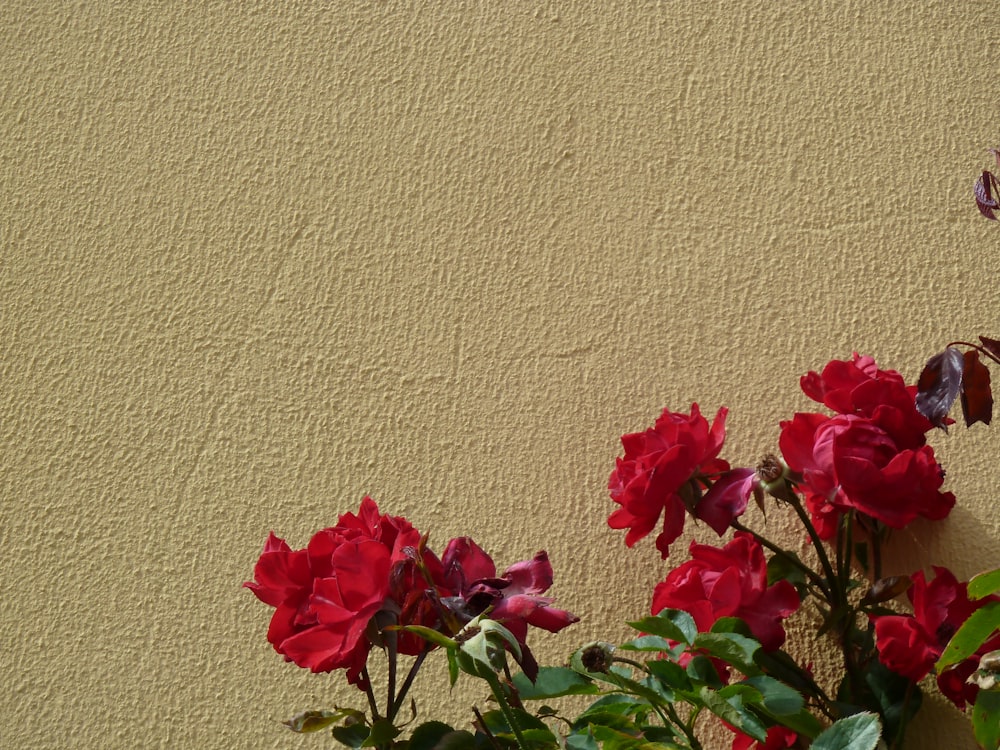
xmin=779 ymin=412 xmax=954 ymax=537
xmin=651 ymin=533 xmax=799 ymax=651
xmin=799 ymin=353 xmax=932 ymax=449
xmin=873 ymin=567 xmax=1000 ymax=708
xmin=608 ymin=404 xmax=730 ymax=558
xmin=244 ymin=497 xmax=427 ymax=686
xmin=729 ymin=725 xmax=799 ymax=750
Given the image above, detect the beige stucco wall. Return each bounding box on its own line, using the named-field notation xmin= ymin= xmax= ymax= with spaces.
xmin=3 ymin=2 xmax=999 ymax=748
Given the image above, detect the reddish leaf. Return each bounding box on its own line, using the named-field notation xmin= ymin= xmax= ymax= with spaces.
xmin=975 ymin=171 xmax=1000 ymax=220
xmin=980 ymin=336 xmax=1000 ymax=362
xmin=915 ymin=347 xmax=964 ymax=429
xmin=862 ymin=575 xmax=912 ymax=605
xmin=961 ymin=350 xmax=993 ymax=426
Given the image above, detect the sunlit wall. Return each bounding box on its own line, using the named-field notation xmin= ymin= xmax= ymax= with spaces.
xmin=4 ymin=3 xmax=998 ymax=747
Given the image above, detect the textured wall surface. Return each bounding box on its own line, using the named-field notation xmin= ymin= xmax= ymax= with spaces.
xmin=3 ymin=2 xmax=999 ymax=748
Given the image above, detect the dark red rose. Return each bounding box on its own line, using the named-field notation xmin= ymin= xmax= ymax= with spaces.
xmin=873 ymin=567 xmax=1000 ymax=709
xmin=779 ymin=411 xmax=954 ymax=538
xmin=244 ymin=497 xmax=428 ymax=687
xmin=439 ymin=538 xmax=577 ymax=679
xmin=651 ymin=533 xmax=800 ymax=652
xmin=608 ymin=404 xmax=730 ymax=558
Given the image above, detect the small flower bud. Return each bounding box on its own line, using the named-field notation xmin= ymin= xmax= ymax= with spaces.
xmin=579 ymin=642 xmax=616 ymax=673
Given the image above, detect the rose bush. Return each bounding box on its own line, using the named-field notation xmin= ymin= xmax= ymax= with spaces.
xmin=248 ymin=343 xmax=1000 ymax=750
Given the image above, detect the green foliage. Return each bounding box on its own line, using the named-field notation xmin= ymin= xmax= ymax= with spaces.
xmin=970 ymin=568 xmax=1000 ymax=600
xmin=973 ymin=689 xmax=1000 ymax=750
xmin=810 ymin=713 xmax=882 ymax=750
xmin=512 ymin=667 xmax=601 ymax=699
xmin=937 ymin=602 xmax=1000 ymax=672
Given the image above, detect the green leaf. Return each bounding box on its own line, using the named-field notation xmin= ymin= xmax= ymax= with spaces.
xmin=512 ymin=666 xmax=600 ymax=699
xmin=282 ymin=709 xmax=345 ymax=733
xmin=645 ymin=659 xmax=692 ymax=691
xmin=478 ymin=707 xmax=548 ymax=735
xmin=587 ymin=724 xmax=645 ymax=750
xmin=697 ymin=686 xmax=767 ymax=742
xmin=521 ymin=727 xmax=560 ymax=745
xmin=565 ymin=727 xmax=600 ymax=750
xmin=753 ymin=648 xmax=821 ymax=696
xmin=361 ymin=719 xmax=401 ymax=747
xmin=619 ymin=635 xmax=675 ymax=652
xmin=768 ymin=708 xmax=824 ymax=740
xmin=937 ymin=602 xmax=1000 ymax=672
xmin=574 ymin=694 xmax=644 ymax=724
xmin=741 ymin=676 xmax=803 ymax=716
xmin=408 ymin=721 xmax=457 ymax=750
xmin=578 ymin=666 xmax=673 ymax=706
xmin=970 ymin=569 xmax=1000 ymax=600
xmin=709 ymin=617 xmax=752 ymax=637
xmin=973 ymin=688 xmax=1000 ymax=750
xmin=572 ymin=708 xmax=642 ymax=733
xmin=685 ymin=654 xmax=724 ymax=688
xmin=430 ymin=729 xmax=480 ymax=750
xmin=628 ymin=609 xmax=697 ymax=646
xmin=447 ymin=647 xmax=460 ymax=686
xmin=331 ymin=722 xmax=371 ymax=749
xmin=692 ymin=632 xmax=761 ymax=676
xmin=766 ymin=552 xmax=809 ymax=590
xmin=810 ymin=712 xmax=881 ymax=750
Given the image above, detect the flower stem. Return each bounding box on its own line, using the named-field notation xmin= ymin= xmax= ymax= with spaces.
xmin=783 ymin=494 xmax=839 ymax=604
xmin=361 ymin=667 xmax=381 ymax=720
xmin=484 ymin=672 xmax=530 ymax=750
xmin=388 ymin=647 xmax=431 ymax=721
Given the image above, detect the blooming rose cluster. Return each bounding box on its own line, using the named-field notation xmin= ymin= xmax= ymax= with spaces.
xmin=779 ymin=354 xmax=955 ymax=538
xmin=872 ymin=567 xmax=1000 ymax=708
xmin=245 ymin=497 xmax=577 ymax=687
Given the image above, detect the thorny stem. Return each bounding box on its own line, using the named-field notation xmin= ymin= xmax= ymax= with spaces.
xmin=888 ymin=681 xmax=916 ymax=750
xmin=385 ymin=638 xmax=397 ymax=723
xmin=837 ymin=512 xmax=853 ymax=593
xmin=784 ymin=493 xmax=840 ymax=605
xmin=667 ymin=703 xmax=702 ymax=750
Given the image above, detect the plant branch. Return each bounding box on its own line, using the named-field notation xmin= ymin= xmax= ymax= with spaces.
xmin=361 ymin=667 xmax=381 ymax=721
xmin=388 ymin=647 xmax=431 ymax=721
